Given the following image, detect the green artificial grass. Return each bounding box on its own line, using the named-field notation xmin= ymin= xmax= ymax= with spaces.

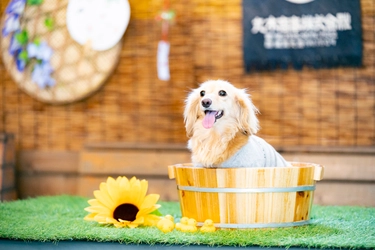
xmin=0 ymin=195 xmax=374 ymax=249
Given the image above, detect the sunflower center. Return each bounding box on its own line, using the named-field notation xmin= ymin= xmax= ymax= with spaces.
xmin=113 ymin=203 xmax=139 ymax=222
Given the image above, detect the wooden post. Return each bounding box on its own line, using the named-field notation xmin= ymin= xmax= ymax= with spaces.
xmin=0 ymin=133 xmax=17 ymax=201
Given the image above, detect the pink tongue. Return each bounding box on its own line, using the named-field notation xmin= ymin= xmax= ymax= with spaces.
xmin=202 ymin=111 xmax=217 ymax=129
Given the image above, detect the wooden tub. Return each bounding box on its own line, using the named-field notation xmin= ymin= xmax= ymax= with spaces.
xmin=168 ymin=162 xmax=324 ymax=229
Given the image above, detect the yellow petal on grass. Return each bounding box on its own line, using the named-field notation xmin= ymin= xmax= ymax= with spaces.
xmin=119 ymin=217 xmax=145 ymax=228
xmin=84 ymin=213 xmax=97 ymax=221
xmin=143 ymin=214 xmax=161 ymax=226
xmin=106 ymin=217 xmax=120 ymax=225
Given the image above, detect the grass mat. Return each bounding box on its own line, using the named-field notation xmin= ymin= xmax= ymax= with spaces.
xmin=0 ymin=195 xmax=374 ymax=249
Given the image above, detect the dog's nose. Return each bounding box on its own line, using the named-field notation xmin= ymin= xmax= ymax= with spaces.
xmin=201 ymin=98 xmax=212 ymax=108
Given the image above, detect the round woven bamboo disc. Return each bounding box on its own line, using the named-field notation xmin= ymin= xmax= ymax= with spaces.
xmin=0 ymin=0 xmax=124 ymax=104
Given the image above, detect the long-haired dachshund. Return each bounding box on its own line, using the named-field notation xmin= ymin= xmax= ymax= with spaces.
xmin=184 ymin=80 xmax=290 ymax=168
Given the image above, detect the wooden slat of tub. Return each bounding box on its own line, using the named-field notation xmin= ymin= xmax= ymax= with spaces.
xmin=200 ymin=170 xmax=220 ymax=222
xmin=294 ymin=165 xmax=315 ymax=222
xmin=276 ymin=168 xmax=299 ymax=223
xmin=175 ymin=166 xmax=221 ymax=223
xmin=233 ymin=169 xmax=256 ymax=224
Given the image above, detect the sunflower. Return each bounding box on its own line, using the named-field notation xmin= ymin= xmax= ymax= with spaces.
xmin=84 ymin=176 xmax=161 ymax=228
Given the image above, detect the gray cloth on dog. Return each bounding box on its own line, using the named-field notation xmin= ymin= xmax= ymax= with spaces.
xmin=220 ymin=135 xmax=290 ymax=168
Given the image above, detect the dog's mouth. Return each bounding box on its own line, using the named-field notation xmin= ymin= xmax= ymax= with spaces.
xmin=202 ymin=110 xmax=224 ymax=129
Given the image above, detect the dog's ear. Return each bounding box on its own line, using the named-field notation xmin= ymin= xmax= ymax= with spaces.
xmin=184 ymin=90 xmax=201 ymax=138
xmin=236 ymin=89 xmax=259 ymax=135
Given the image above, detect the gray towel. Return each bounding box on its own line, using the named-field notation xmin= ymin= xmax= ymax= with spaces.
xmin=220 ymin=135 xmax=290 ymax=168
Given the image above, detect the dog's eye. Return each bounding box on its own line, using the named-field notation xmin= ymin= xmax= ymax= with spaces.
xmin=200 ymin=90 xmax=205 ymax=97
xmin=219 ymin=90 xmax=227 ymax=97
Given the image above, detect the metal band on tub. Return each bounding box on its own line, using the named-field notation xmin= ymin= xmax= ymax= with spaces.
xmin=196 ymin=219 xmax=311 ymax=229
xmin=177 ymin=185 xmax=315 ymax=228
xmin=177 ymin=185 xmax=316 ymax=193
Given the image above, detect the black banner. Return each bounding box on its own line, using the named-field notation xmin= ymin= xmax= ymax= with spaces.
xmin=242 ymin=0 xmax=362 ymax=71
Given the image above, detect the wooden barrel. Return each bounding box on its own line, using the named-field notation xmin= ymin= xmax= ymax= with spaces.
xmin=168 ymin=162 xmax=324 ymax=229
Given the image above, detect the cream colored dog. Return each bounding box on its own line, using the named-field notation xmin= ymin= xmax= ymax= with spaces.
xmin=184 ymin=80 xmax=290 ymax=168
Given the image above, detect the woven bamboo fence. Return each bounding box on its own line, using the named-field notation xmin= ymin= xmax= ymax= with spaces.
xmin=0 ymin=0 xmax=374 ymax=151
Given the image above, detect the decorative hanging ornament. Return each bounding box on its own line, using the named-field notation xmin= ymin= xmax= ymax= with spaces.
xmin=0 ymin=0 xmax=130 ymax=104
xmin=155 ymin=1 xmax=175 ymax=81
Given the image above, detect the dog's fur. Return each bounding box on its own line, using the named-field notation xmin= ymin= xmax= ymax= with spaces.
xmin=184 ymin=80 xmax=290 ymax=168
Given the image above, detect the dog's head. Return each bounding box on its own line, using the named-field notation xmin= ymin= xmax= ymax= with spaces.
xmin=184 ymin=80 xmax=259 ymax=137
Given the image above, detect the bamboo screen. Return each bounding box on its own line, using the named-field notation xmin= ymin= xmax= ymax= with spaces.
xmin=0 ymin=0 xmax=374 ymax=151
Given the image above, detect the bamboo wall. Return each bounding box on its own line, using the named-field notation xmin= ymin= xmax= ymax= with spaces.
xmin=1 ymin=0 xmax=374 ymax=151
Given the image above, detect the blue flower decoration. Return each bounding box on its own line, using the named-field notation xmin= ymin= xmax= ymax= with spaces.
xmin=28 ymin=41 xmax=55 ymax=88
xmin=31 ymin=62 xmax=56 ymax=88
xmin=2 ymin=0 xmax=26 ymax=36
xmin=8 ymin=34 xmax=22 ymax=55
xmin=4 ymin=0 xmax=55 ymax=88
xmin=2 ymin=14 xmax=21 ymax=36
xmin=6 ymin=0 xmax=26 ymax=15
xmin=16 ymin=50 xmax=27 ymax=71
xmin=27 ymin=41 xmax=53 ymax=61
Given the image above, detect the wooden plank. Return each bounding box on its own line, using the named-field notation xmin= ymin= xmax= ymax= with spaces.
xmin=17 ymin=175 xmax=78 ymax=198
xmin=85 ymin=142 xmax=188 ymax=151
xmin=278 ymin=146 xmax=375 ymax=154
xmin=13 ymin=148 xmax=375 ymax=206
xmin=17 ymin=151 xmax=79 ymax=173
xmin=283 ymin=153 xmax=375 ymax=181
xmin=16 ymin=151 xmax=79 ymax=198
xmin=79 ymin=150 xmax=191 ymax=176
xmin=314 ymin=181 xmax=375 ymax=206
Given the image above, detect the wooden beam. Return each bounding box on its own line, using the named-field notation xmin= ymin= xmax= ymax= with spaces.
xmin=14 ymin=148 xmax=375 ymax=206
xmin=17 ymin=151 xmax=79 ymax=173
xmin=79 ymin=149 xmax=191 ymax=176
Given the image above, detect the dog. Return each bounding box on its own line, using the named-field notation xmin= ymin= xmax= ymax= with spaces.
xmin=184 ymin=80 xmax=290 ymax=168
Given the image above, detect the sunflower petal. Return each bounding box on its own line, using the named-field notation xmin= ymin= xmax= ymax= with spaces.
xmin=127 ymin=224 xmax=138 ymax=228
xmin=126 ymin=217 xmax=144 ymax=228
xmin=113 ymin=222 xmax=125 ymax=228
xmin=139 ymin=180 xmax=148 ymax=200
xmin=137 ymin=204 xmax=161 ymax=216
xmin=118 ymin=176 xmax=129 ymax=189
xmin=107 ymin=176 xmax=116 ymax=184
xmin=107 ymin=177 xmax=121 ymax=204
xmin=87 ymin=199 xmax=101 ymax=206
xmin=143 ymin=214 xmax=161 ymax=226
xmin=127 ymin=180 xmax=142 ymax=207
xmin=106 ymin=217 xmax=120 ymax=225
xmin=94 ymin=189 xmax=114 ymax=208
xmin=84 ymin=213 xmax=97 ymax=221
xmin=140 ymin=194 xmax=160 ymax=209
xmin=84 ymin=205 xmax=110 ymax=214
xmin=129 ymin=176 xmax=137 ymax=184
xmin=94 ymin=214 xmax=111 ymax=223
